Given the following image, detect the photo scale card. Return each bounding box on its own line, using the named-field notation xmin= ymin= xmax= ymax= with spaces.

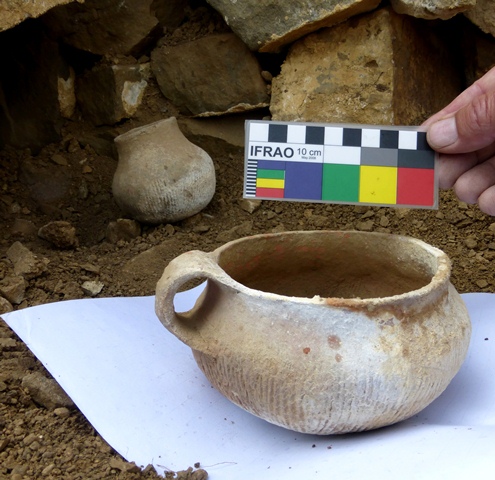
xmin=243 ymin=120 xmax=438 ymax=209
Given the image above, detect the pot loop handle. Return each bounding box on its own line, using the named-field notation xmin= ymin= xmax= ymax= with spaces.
xmin=155 ymin=250 xmax=227 ymax=353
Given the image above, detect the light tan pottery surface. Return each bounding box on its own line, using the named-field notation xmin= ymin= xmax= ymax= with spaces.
xmin=155 ymin=230 xmax=471 ymax=435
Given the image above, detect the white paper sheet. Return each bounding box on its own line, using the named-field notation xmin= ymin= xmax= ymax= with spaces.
xmin=3 ymin=290 xmax=495 ymax=479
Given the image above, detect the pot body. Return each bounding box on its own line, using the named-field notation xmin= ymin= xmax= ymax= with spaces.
xmin=112 ymin=117 xmax=216 ymax=224
xmin=155 ymin=231 xmax=471 ymax=434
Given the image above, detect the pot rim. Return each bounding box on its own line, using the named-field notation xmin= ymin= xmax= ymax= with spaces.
xmin=209 ymin=229 xmax=451 ymax=307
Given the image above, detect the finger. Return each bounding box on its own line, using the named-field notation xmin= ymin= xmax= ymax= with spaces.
xmin=452 ymin=156 xmax=495 ymax=205
xmin=436 ymin=141 xmax=495 ymax=189
xmin=427 ymin=91 xmax=495 ymax=153
xmin=422 ymin=66 xmax=495 ymax=127
xmin=478 ymin=185 xmax=495 ymax=216
xmin=437 ymin=152 xmax=479 ymax=189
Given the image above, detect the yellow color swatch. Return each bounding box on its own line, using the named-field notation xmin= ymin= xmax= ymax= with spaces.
xmin=359 ymin=166 xmax=397 ymax=204
xmin=256 ymin=178 xmax=285 ymax=189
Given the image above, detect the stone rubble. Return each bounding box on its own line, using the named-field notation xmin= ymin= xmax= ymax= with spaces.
xmin=21 ymin=372 xmax=75 ymax=410
xmin=81 ymin=280 xmax=105 ymax=296
xmin=77 ymin=63 xmax=151 ymax=125
xmin=38 ymin=221 xmax=79 ymax=249
xmin=206 ymin=0 xmax=381 ymax=52
xmin=6 ymin=242 xmax=49 ymax=280
xmin=390 ymin=0 xmax=475 ymax=19
xmin=42 ymin=0 xmax=183 ymax=56
xmin=0 ymin=0 xmax=78 ymax=32
xmin=465 ymin=0 xmax=495 ymax=37
xmin=0 ymin=275 xmax=26 ymax=305
xmin=270 ymin=7 xmax=463 ymax=125
xmin=151 ymin=33 xmax=269 ymax=116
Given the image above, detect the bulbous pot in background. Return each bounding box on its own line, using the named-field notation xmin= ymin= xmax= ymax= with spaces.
xmin=112 ymin=117 xmax=216 ymax=224
xmin=155 ymin=230 xmax=471 ymax=435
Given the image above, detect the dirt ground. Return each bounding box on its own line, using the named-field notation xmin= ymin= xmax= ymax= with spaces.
xmin=1 ymin=102 xmax=495 ymax=479
xmin=1 ymin=6 xmax=495 ymax=479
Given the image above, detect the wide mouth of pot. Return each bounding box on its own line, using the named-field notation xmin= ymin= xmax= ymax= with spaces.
xmin=216 ymin=231 xmax=448 ymax=300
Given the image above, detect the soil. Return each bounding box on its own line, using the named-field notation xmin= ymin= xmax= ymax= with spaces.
xmin=1 ymin=4 xmax=495 ymax=480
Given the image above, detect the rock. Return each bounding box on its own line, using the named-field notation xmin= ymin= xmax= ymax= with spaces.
xmin=58 ymin=66 xmax=77 ymax=119
xmin=0 ymin=276 xmax=26 ymax=305
xmin=77 ymin=63 xmax=150 ymax=126
xmin=0 ymin=0 xmax=78 ymax=32
xmin=80 ymin=263 xmax=101 ymax=274
xmin=465 ymin=236 xmax=478 ymax=249
xmin=52 ymin=280 xmax=82 ymax=300
xmin=6 ymin=241 xmax=49 ymax=280
xmin=379 ymin=215 xmax=390 ymax=227
xmin=23 ymin=433 xmax=39 ymax=446
xmin=106 ymin=219 xmax=142 ymax=244
xmin=190 ymin=469 xmax=208 ymax=480
xmin=239 ymin=199 xmax=262 ymax=214
xmin=307 ymin=215 xmax=330 ymax=228
xmin=21 ymin=372 xmax=74 ymax=410
xmin=390 ymin=0 xmax=475 ymax=19
xmin=50 ymin=154 xmax=69 ymax=166
xmin=0 ymin=338 xmax=17 ymax=351
xmin=177 ymin=114 xmax=248 ymax=157
xmin=206 ymin=0 xmax=381 ymax=52
xmin=0 ymin=22 xmax=69 ymax=152
xmin=151 ymin=33 xmax=269 ymax=116
xmin=42 ymin=0 xmax=179 ymax=56
xmin=81 ymin=280 xmax=104 ymax=296
xmin=356 ymin=219 xmax=375 ymax=231
xmin=0 ymin=296 xmax=13 ymax=314
xmin=270 ymin=7 xmax=463 ymax=125
xmin=38 ymin=221 xmax=79 ymax=249
xmin=216 ymin=221 xmax=253 ymax=242
xmin=109 ymin=457 xmax=141 ymax=473
xmin=465 ymin=0 xmax=495 ymax=38
xmin=53 ymin=407 xmax=71 ymax=418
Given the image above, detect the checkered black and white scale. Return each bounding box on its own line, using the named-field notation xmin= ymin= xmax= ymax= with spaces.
xmin=243 ymin=120 xmax=438 ymax=209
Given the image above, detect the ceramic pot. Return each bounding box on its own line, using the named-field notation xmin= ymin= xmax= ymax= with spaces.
xmin=155 ymin=231 xmax=471 ymax=435
xmin=112 ymin=117 xmax=216 ymax=224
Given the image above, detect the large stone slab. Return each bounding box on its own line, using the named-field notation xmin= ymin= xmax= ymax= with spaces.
xmin=270 ymin=7 xmax=463 ymax=125
xmin=206 ymin=0 xmax=381 ymax=52
xmin=151 ymin=33 xmax=269 ymax=116
xmin=390 ymin=0 xmax=475 ymax=19
xmin=0 ymin=0 xmax=77 ymax=32
xmin=77 ymin=63 xmax=150 ymax=126
xmin=42 ymin=0 xmax=184 ymax=56
xmin=465 ymin=0 xmax=495 ymax=38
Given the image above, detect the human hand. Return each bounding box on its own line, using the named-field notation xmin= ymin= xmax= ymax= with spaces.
xmin=423 ymin=66 xmax=495 ymax=216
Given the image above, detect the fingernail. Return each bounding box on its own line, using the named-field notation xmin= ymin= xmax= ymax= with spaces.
xmin=428 ymin=116 xmax=458 ymax=149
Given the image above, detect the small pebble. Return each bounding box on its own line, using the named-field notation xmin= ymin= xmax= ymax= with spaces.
xmin=476 ymin=279 xmax=489 ymax=289
xmin=54 ymin=407 xmax=70 ymax=418
xmin=464 ymin=237 xmax=477 ymax=249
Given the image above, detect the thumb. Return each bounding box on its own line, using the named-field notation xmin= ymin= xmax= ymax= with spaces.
xmin=427 ymin=91 xmax=495 ymax=153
